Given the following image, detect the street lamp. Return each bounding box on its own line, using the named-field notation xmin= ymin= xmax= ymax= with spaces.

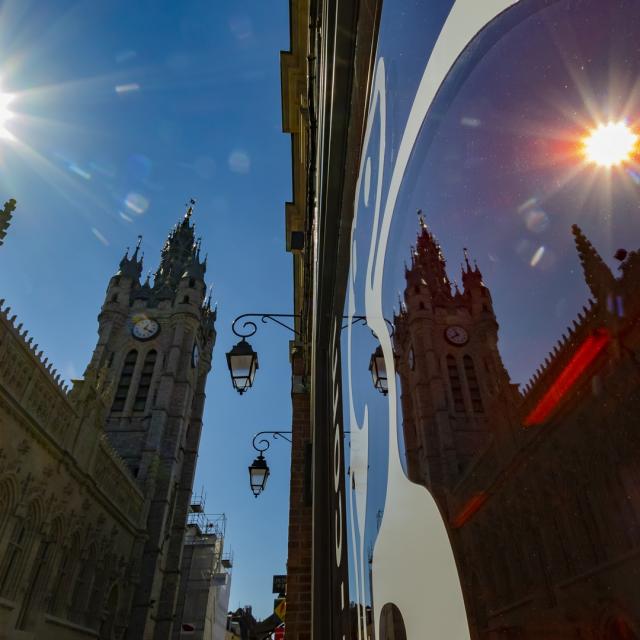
xmin=248 ymin=453 xmax=270 ymax=498
xmin=369 ymin=345 xmax=388 ymax=395
xmin=226 ymin=338 xmax=259 ymax=395
xmin=248 ymin=430 xmax=292 ymax=497
xmin=226 ymin=314 xmax=301 ymax=395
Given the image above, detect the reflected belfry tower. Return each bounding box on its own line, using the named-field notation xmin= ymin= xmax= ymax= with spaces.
xmin=393 ymin=213 xmax=516 ymax=513
xmin=92 ymin=201 xmax=217 ymax=639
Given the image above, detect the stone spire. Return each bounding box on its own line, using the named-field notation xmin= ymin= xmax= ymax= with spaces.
xmin=572 ymin=224 xmax=616 ymax=302
xmin=0 ymin=198 xmax=17 ymax=247
xmin=413 ymin=211 xmax=451 ymax=299
xmin=154 ymin=199 xmax=205 ymax=291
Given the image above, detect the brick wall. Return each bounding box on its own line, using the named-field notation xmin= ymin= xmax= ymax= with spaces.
xmin=286 ymin=389 xmax=312 ymax=639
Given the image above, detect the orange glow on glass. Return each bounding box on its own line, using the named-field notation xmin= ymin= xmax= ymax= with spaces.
xmin=524 ymin=328 xmax=610 ymax=427
xmin=451 ymin=492 xmax=489 ymax=529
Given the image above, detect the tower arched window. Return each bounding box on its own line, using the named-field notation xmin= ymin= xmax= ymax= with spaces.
xmin=112 ymin=350 xmax=138 ymax=412
xmin=0 ymin=501 xmax=39 ymax=600
xmin=447 ymin=355 xmax=466 ymax=413
xmin=48 ymin=532 xmax=80 ymax=617
xmin=69 ymin=543 xmax=98 ymax=623
xmin=133 ymin=350 xmax=157 ymax=412
xmin=464 ymin=354 xmax=484 ymax=413
xmin=17 ymin=517 xmax=62 ymax=630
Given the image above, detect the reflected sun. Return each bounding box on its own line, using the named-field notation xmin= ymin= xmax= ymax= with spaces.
xmin=583 ymin=121 xmax=637 ymax=167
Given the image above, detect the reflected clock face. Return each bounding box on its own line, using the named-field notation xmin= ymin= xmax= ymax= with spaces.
xmin=132 ymin=318 xmax=160 ymax=341
xmin=192 ymin=343 xmax=200 ymax=368
xmin=444 ymin=325 xmax=469 ymax=346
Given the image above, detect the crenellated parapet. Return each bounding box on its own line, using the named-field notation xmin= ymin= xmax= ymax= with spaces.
xmin=0 ymin=299 xmax=70 ymax=395
xmin=520 ymin=298 xmax=598 ymax=398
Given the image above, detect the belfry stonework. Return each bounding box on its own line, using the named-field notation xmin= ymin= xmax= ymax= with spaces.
xmin=0 ymin=200 xmax=216 ymax=640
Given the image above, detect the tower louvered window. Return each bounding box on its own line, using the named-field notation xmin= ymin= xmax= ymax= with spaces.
xmin=464 ymin=354 xmax=484 ymax=414
xmin=112 ymin=350 xmax=138 ymax=412
xmin=133 ymin=350 xmax=157 ymax=412
xmin=447 ymin=355 xmax=466 ymax=413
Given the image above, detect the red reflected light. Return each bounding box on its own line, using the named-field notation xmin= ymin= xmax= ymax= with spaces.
xmin=451 ymin=492 xmax=488 ymax=528
xmin=524 ymin=328 xmax=610 ymax=427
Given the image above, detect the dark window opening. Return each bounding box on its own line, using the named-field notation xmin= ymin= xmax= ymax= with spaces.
xmin=419 ymin=301 xmax=425 ymax=310
xmin=447 ymin=355 xmax=466 ymax=413
xmin=189 ymin=278 xmax=195 ymax=288
xmin=414 ymin=285 xmax=419 ymax=294
xmin=111 ymin=350 xmax=138 ymax=412
xmin=107 ymin=352 xmax=114 ymax=368
xmin=133 ymin=350 xmax=157 ymax=412
xmin=464 ymin=354 xmax=484 ymax=414
xmin=111 ymin=293 xmax=118 ymax=303
xmin=182 ymin=295 xmax=189 ymax=304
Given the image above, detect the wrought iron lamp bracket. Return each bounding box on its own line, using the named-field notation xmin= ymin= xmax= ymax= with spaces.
xmin=231 ymin=314 xmax=302 ymax=339
xmin=251 ymin=430 xmax=293 ymax=454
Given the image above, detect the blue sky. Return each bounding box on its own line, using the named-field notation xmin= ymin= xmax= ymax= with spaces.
xmin=0 ymin=0 xmax=292 ymax=619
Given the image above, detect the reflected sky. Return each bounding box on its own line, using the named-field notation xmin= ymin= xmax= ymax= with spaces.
xmin=344 ymin=0 xmax=640 ymax=613
xmin=389 ymin=0 xmax=640 ymax=386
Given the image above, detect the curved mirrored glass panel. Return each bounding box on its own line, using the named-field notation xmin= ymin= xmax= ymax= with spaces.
xmin=343 ymin=1 xmax=640 ymax=638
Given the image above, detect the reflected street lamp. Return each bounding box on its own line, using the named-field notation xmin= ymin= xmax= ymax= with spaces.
xmin=369 ymin=345 xmax=388 ymax=395
xmin=226 ymin=338 xmax=259 ymax=395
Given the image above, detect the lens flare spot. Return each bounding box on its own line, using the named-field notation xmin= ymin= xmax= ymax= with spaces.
xmin=228 ymin=150 xmax=251 ymax=174
xmin=68 ymin=163 xmax=91 ymax=180
xmin=115 ymin=83 xmax=140 ymax=94
xmin=524 ymin=208 xmax=549 ymax=233
xmin=530 ymin=246 xmax=545 ymax=268
xmin=517 ymin=197 xmax=537 ymax=213
xmin=460 ymin=116 xmax=481 ymax=127
xmin=125 ymin=192 xmax=149 ymax=215
xmin=583 ymin=121 xmax=637 ymax=167
xmin=91 ymin=228 xmax=109 ymax=246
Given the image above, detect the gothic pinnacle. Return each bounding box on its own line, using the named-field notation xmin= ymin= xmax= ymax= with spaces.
xmin=185 ymin=197 xmax=196 ymax=221
xmin=463 ymin=247 xmax=472 ymax=272
xmin=571 ymin=224 xmax=615 ymax=302
xmin=0 ymin=198 xmax=17 ymax=247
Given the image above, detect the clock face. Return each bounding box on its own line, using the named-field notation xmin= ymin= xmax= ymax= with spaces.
xmin=132 ymin=318 xmax=160 ymax=341
xmin=408 ymin=346 xmax=415 ymax=371
xmin=191 ymin=343 xmax=200 ymax=368
xmin=444 ymin=325 xmax=469 ymax=346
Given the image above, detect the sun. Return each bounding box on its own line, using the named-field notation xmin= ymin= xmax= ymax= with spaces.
xmin=583 ymin=121 xmax=638 ymax=167
xmin=0 ymin=88 xmax=15 ymax=140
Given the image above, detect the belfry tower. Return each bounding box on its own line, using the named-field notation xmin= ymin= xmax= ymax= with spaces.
xmin=89 ymin=202 xmax=217 ymax=639
xmin=393 ymin=214 xmax=515 ymax=514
